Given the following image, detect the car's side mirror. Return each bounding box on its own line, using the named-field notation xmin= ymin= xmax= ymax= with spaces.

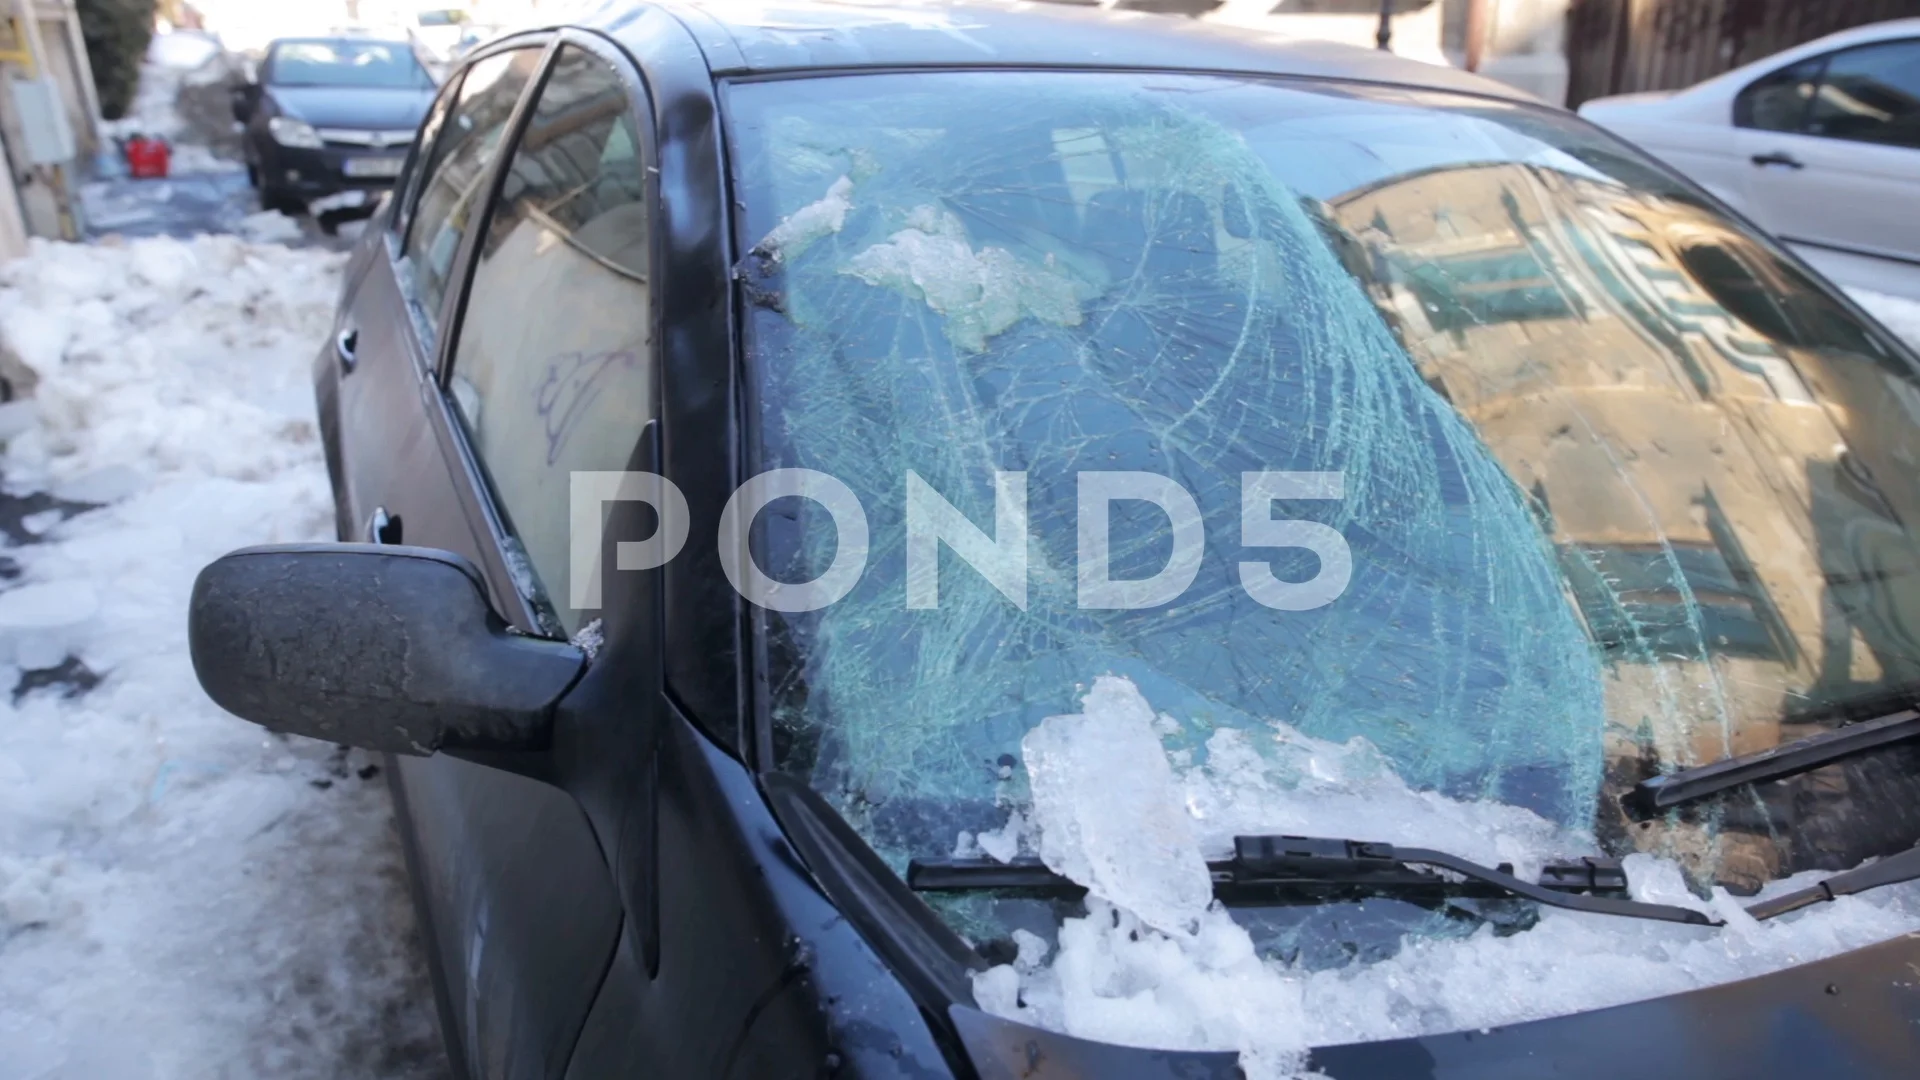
xmin=188 ymin=543 xmax=584 ymax=757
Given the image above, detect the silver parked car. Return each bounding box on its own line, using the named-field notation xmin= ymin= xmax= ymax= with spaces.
xmin=1580 ymin=18 xmax=1920 ymax=297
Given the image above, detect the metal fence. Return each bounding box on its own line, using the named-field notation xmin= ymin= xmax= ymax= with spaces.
xmin=1567 ymin=0 xmax=1920 ymax=106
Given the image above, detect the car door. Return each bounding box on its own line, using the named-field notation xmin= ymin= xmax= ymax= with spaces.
xmin=333 ymin=40 xmax=544 ymax=565
xmin=1735 ymin=38 xmax=1920 ymax=265
xmin=417 ymin=32 xmax=671 ymax=1080
xmin=330 ymin=34 xmax=630 ymax=1080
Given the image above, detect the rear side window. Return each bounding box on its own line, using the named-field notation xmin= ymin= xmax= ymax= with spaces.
xmin=1734 ymin=56 xmax=1822 ymax=132
xmin=1807 ymin=39 xmax=1920 ymax=149
xmin=400 ymin=46 xmax=543 ymax=345
xmin=446 ymin=45 xmax=653 ymax=634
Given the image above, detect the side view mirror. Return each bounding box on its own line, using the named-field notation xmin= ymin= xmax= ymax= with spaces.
xmin=188 ymin=543 xmax=584 ymax=756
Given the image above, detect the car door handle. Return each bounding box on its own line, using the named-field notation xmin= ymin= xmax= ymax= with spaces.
xmin=335 ymin=328 xmax=359 ymax=373
xmin=366 ymin=507 xmax=400 ymax=545
xmin=1750 ymin=151 xmax=1803 ymax=169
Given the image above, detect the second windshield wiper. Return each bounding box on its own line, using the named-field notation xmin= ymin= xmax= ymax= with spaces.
xmin=1622 ymin=707 xmax=1920 ymax=820
xmin=909 ymin=834 xmax=1719 ymax=926
xmin=1747 ymin=842 xmax=1920 ymax=920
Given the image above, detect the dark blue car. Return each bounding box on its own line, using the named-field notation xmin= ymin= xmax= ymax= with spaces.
xmin=234 ymin=36 xmax=438 ymax=218
xmin=190 ymin=2 xmax=1920 ymax=1076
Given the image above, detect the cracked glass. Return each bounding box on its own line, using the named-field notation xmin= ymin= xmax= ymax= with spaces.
xmin=724 ymin=71 xmax=1920 ymax=949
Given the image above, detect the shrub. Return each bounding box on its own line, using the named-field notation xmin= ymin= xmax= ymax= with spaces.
xmin=76 ymin=0 xmax=157 ymax=121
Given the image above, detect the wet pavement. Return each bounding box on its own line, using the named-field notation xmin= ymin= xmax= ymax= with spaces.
xmin=79 ymin=166 xmax=363 ymax=250
xmin=81 ymin=168 xmax=251 ymax=238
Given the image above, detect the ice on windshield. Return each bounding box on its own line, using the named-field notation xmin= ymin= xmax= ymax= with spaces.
xmin=971 ymin=676 xmax=1920 ymax=1077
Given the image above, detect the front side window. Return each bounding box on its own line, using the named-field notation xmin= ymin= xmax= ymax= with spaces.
xmin=447 ymin=45 xmax=652 ymax=635
xmin=401 ymin=47 xmax=543 ymax=345
xmin=1734 ymin=55 xmax=1823 ymax=132
xmin=1807 ymin=39 xmax=1920 ymax=149
xmin=728 ymin=70 xmax=1920 ymax=1041
xmin=265 ymin=39 xmax=433 ymax=89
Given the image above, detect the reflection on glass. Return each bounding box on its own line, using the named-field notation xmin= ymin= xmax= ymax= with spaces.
xmin=451 ymin=47 xmax=651 ymax=636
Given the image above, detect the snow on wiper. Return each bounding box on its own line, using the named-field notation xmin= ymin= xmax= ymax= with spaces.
xmin=910 ymin=834 xmax=1719 ymax=926
xmin=1622 ymin=706 xmax=1920 ymax=820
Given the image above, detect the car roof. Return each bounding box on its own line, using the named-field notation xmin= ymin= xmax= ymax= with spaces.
xmin=579 ymin=0 xmax=1546 ymax=106
xmin=1799 ymin=15 xmax=1920 ymax=51
xmin=269 ymin=36 xmax=414 ymax=48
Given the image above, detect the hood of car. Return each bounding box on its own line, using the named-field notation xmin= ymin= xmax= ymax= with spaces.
xmin=950 ymin=932 xmax=1920 ymax=1078
xmin=1576 ymin=88 xmax=1681 ymax=119
xmin=267 ymin=85 xmax=434 ymax=131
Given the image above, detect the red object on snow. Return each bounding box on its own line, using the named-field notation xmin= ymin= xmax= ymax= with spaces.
xmin=124 ymin=136 xmax=171 ymax=179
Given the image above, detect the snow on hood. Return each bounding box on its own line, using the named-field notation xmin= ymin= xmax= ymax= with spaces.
xmin=970 ymin=675 xmax=1920 ymax=1079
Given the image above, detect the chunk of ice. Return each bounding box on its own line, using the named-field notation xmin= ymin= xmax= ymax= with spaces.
xmin=1023 ymin=675 xmax=1213 ymax=936
xmin=976 ymin=809 xmax=1025 ymax=863
xmin=758 ymin=175 xmax=853 ymax=261
xmin=975 ymin=676 xmax=1920 ymax=1076
xmin=841 ymin=204 xmax=1084 ymax=352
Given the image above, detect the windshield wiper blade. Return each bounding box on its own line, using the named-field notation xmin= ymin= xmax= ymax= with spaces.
xmin=1746 ymin=842 xmax=1920 ymax=920
xmin=908 ymin=834 xmax=1718 ymax=926
xmin=1622 ymin=708 xmax=1920 ymax=820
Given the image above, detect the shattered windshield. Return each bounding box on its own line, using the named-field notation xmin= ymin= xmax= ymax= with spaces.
xmin=726 ymin=70 xmax=1920 ymax=1047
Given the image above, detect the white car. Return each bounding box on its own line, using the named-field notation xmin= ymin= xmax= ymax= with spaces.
xmin=1579 ymin=19 xmax=1920 ymax=298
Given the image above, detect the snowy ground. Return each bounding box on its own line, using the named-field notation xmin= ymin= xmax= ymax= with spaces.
xmin=0 ymin=32 xmax=420 ymax=1080
xmin=0 ymin=237 xmax=443 ymax=1078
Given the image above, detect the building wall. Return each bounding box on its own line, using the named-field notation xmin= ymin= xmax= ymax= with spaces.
xmin=1459 ymin=0 xmax=1573 ymax=105
xmin=0 ymin=0 xmax=100 ymax=245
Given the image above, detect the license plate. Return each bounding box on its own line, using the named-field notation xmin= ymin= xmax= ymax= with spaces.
xmin=343 ymin=155 xmax=402 ymax=178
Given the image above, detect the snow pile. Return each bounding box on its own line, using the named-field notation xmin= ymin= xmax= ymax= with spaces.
xmin=971 ymin=676 xmax=1920 ymax=1078
xmin=102 ymin=31 xmax=243 ymax=176
xmin=238 ymin=209 xmax=306 ymax=245
xmin=0 ymin=236 xmax=442 ymax=1078
xmin=1848 ymin=286 xmax=1920 ymax=351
